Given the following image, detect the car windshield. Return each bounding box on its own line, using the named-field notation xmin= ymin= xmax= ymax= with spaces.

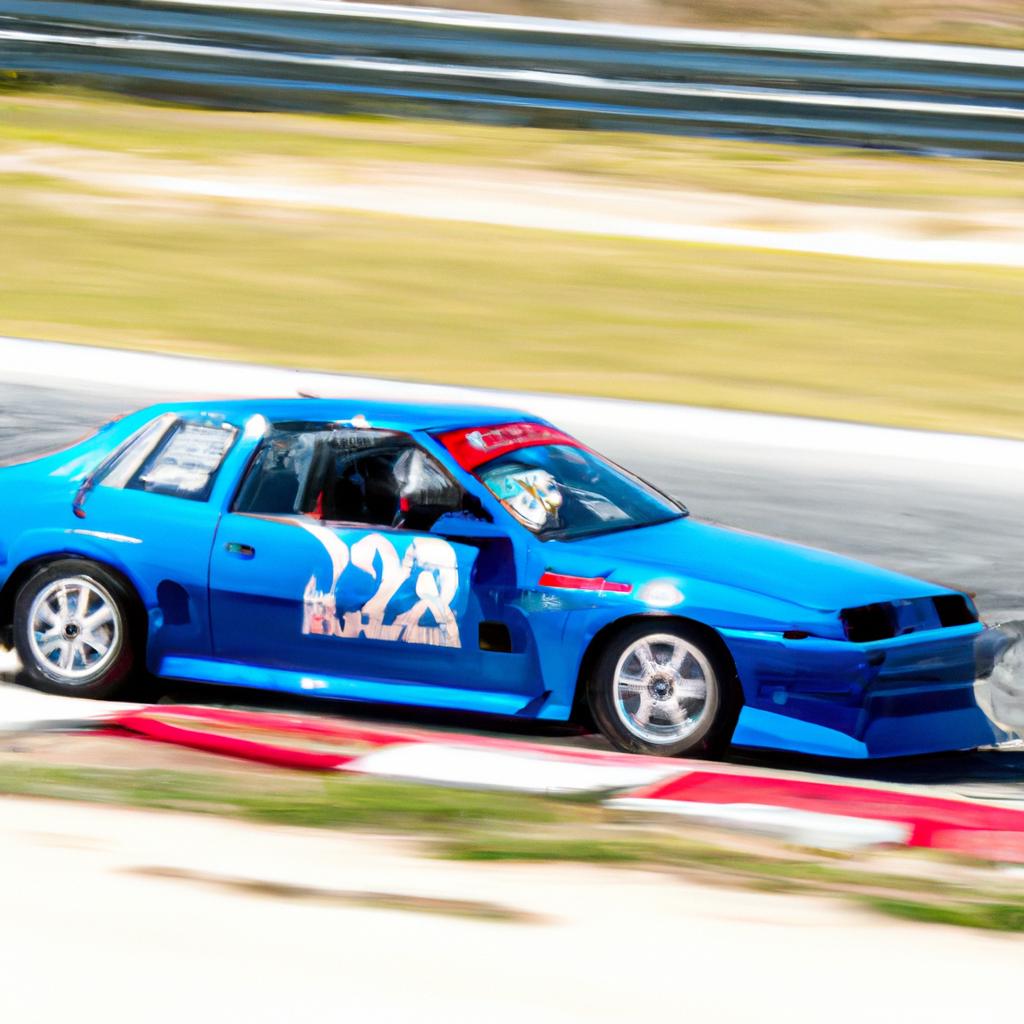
xmin=476 ymin=444 xmax=685 ymax=540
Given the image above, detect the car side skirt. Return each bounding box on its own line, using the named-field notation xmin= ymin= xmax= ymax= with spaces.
xmin=157 ymin=656 xmax=570 ymax=719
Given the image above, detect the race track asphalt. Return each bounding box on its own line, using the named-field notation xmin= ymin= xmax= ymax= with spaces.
xmin=3 ymin=379 xmax=1021 ymax=617
xmin=1 ymin=376 xmax=1022 ymax=797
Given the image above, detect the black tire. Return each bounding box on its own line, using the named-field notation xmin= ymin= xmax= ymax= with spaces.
xmin=13 ymin=559 xmax=142 ymax=699
xmin=586 ymin=620 xmax=740 ymax=757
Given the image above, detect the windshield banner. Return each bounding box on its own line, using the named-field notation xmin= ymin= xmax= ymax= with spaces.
xmin=436 ymin=421 xmax=584 ymax=471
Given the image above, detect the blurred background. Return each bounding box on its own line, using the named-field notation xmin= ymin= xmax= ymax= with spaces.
xmin=2 ymin=2 xmax=1024 ymax=1019
xmin=3 ymin=0 xmax=1024 ymax=610
xmin=2 ymin=0 xmax=1024 ymax=435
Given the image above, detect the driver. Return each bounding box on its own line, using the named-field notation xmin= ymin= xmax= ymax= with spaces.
xmin=483 ymin=465 xmax=563 ymax=531
xmin=392 ymin=448 xmax=458 ymax=529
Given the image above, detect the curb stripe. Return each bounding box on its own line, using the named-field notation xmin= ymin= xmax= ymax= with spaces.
xmin=113 ymin=714 xmax=360 ymax=770
xmin=342 ymin=741 xmax=686 ymax=794
xmin=605 ymin=797 xmax=913 ymax=851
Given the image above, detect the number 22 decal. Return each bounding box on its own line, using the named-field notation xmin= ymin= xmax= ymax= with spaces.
xmin=299 ymin=524 xmax=462 ymax=649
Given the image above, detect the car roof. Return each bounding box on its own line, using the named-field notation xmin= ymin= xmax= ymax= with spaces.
xmin=138 ymin=396 xmax=543 ymax=434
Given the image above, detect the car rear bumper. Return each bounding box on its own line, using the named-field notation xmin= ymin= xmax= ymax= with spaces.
xmin=722 ymin=622 xmax=1007 ymax=759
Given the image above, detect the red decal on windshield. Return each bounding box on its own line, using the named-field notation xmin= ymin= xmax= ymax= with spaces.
xmin=437 ymin=422 xmax=583 ymax=471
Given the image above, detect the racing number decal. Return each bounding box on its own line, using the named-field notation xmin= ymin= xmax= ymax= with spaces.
xmin=391 ymin=538 xmax=460 ymax=647
xmin=300 ymin=526 xmax=462 ymax=648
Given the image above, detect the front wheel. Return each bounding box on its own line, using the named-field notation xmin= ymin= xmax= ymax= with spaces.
xmin=13 ymin=560 xmax=140 ymax=699
xmin=586 ymin=622 xmax=738 ymax=757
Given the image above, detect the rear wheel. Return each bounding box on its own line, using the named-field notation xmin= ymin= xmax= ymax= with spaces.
xmin=13 ymin=560 xmax=140 ymax=699
xmin=587 ymin=622 xmax=738 ymax=757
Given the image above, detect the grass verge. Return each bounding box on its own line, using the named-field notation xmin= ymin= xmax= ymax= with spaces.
xmin=3 ymin=91 xmax=1024 ymax=437
xmin=0 ymin=763 xmax=565 ymax=831
xmin=866 ymin=896 xmax=1024 ymax=932
xmin=4 ymin=760 xmax=1024 ymax=933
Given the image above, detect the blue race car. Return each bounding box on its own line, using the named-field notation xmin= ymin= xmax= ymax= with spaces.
xmin=0 ymin=398 xmax=1001 ymax=759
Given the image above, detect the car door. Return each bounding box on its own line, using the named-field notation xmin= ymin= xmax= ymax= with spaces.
xmin=208 ymin=423 xmax=542 ymax=706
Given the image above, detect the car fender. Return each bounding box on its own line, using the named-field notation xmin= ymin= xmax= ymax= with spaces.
xmin=1 ymin=526 xmax=156 ymax=628
xmin=546 ymin=576 xmax=837 ymax=716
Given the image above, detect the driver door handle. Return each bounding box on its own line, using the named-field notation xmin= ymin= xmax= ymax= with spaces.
xmin=225 ymin=542 xmax=256 ymax=558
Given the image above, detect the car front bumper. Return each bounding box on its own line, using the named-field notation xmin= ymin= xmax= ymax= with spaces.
xmin=722 ymin=622 xmax=1010 ymax=759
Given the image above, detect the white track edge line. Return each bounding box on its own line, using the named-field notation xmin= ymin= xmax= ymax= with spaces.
xmin=2 ymin=336 xmax=1022 ymax=472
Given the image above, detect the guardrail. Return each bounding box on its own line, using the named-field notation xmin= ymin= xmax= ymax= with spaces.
xmin=3 ymin=0 xmax=1024 ymax=157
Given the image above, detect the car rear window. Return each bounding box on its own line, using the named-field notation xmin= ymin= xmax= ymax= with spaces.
xmin=125 ymin=419 xmax=238 ymax=501
xmin=93 ymin=414 xmax=237 ymax=502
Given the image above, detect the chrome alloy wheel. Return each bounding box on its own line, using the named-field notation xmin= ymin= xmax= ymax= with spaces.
xmin=27 ymin=575 xmax=121 ymax=683
xmin=612 ymin=633 xmax=716 ymax=745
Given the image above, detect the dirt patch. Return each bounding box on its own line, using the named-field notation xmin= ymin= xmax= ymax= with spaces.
xmin=126 ymin=864 xmax=538 ymax=921
xmin=7 ymin=145 xmax=1024 ymax=265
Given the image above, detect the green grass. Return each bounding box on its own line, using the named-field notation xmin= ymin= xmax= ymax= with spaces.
xmin=0 ymin=763 xmax=566 ymax=831
xmin=2 ymin=91 xmax=1024 ymax=438
xmin=6 ymin=760 xmax=1024 ymax=933
xmin=4 ymin=176 xmax=1024 ymax=437
xmin=447 ymin=836 xmax=658 ymax=863
xmin=866 ymin=896 xmax=1024 ymax=932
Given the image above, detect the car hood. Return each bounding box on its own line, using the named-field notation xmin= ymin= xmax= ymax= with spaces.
xmin=562 ymin=517 xmax=952 ymax=613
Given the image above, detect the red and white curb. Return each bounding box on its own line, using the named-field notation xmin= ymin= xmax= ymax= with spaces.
xmin=103 ymin=703 xmax=1024 ymax=859
xmin=608 ymin=797 xmax=912 ymax=850
xmin=610 ymin=771 xmax=1024 ymax=859
xmin=6 ymin=684 xmax=1024 ymax=858
xmin=345 ymin=741 xmax=681 ymax=794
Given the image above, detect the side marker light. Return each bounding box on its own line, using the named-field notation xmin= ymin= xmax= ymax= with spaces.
xmin=539 ymin=571 xmax=632 ymax=595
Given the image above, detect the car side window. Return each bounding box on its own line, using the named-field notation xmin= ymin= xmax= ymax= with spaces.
xmin=122 ymin=419 xmax=238 ymax=502
xmin=234 ymin=424 xmax=462 ymax=530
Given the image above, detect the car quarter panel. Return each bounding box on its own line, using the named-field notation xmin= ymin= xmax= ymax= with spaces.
xmin=0 ymin=413 xmax=154 ymax=614
xmin=0 ymin=405 xmax=261 ymax=665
